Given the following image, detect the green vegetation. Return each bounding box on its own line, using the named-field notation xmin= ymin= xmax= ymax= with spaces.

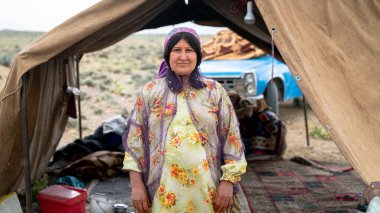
xmin=32 ymin=174 xmax=50 ymax=198
xmin=310 ymin=125 xmax=331 ymax=140
xmin=67 ymin=118 xmax=78 ymax=128
xmin=93 ymin=107 xmax=103 ymax=115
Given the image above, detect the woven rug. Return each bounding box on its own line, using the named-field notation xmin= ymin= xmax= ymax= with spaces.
xmin=240 ymin=160 xmax=365 ymax=212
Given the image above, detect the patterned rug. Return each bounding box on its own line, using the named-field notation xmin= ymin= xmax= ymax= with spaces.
xmin=240 ymin=160 xmax=365 ymax=212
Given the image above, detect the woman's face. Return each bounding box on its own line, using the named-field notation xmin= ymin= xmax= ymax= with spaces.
xmin=169 ymin=39 xmax=197 ymax=76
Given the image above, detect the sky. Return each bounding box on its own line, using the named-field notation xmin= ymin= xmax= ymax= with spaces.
xmin=0 ymin=0 xmax=225 ymax=34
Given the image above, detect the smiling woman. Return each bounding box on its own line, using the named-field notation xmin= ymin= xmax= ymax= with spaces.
xmin=163 ymin=30 xmax=204 ymax=93
xmin=122 ymin=27 xmax=247 ymax=213
xmin=169 ymin=39 xmax=197 ymax=76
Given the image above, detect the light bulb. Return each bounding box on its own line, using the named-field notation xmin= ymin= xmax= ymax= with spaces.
xmin=244 ymin=1 xmax=255 ymax=25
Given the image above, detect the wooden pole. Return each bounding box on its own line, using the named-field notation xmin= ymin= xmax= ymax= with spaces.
xmin=303 ymin=95 xmax=311 ymax=147
xmin=75 ymin=55 xmax=83 ymax=139
xmin=21 ymin=74 xmax=33 ymax=213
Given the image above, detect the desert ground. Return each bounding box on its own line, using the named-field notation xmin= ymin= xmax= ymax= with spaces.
xmin=0 ymin=32 xmax=348 ymax=167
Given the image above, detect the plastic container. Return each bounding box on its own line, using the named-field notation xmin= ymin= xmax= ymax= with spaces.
xmin=37 ymin=185 xmax=87 ymax=213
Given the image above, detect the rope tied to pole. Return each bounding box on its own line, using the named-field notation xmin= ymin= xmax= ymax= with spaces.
xmin=271 ymin=27 xmax=276 ymax=83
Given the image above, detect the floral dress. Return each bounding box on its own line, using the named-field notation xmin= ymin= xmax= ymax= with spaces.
xmin=124 ymin=91 xmax=246 ymax=212
xmin=151 ymin=92 xmax=216 ymax=212
xmin=123 ymin=78 xmax=247 ymax=212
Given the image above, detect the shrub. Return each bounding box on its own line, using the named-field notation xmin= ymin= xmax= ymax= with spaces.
xmin=310 ymin=125 xmax=330 ymax=140
xmin=32 ymin=173 xmax=50 ymax=200
xmin=99 ymin=84 xmax=107 ymax=91
xmin=67 ymin=118 xmax=78 ymax=128
xmin=83 ymin=79 xmax=96 ymax=87
xmin=98 ymin=52 xmax=109 ymax=59
xmin=93 ymin=108 xmax=103 ymax=115
xmin=100 ymin=94 xmax=112 ymax=101
xmin=124 ymin=67 xmax=131 ymax=74
xmin=79 ymin=91 xmax=88 ymax=101
xmin=0 ymin=54 xmax=11 ymax=67
xmin=112 ymin=69 xmax=121 ymax=74
xmin=131 ymin=74 xmax=142 ymax=81
xmin=140 ymin=62 xmax=156 ymax=70
xmin=13 ymin=45 xmax=21 ymax=53
xmin=103 ymin=78 xmax=113 ymax=85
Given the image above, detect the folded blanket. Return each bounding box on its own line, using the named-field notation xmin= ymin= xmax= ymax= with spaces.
xmin=50 ymin=151 xmax=126 ymax=181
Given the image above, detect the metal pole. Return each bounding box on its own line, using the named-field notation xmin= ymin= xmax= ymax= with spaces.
xmin=75 ymin=55 xmax=83 ymax=139
xmin=303 ymin=95 xmax=311 ymax=147
xmin=21 ymin=74 xmax=33 ymax=213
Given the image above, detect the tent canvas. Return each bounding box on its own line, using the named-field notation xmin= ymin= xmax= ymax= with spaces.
xmin=0 ymin=0 xmax=379 ymax=197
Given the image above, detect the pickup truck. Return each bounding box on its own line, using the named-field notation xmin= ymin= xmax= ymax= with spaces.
xmin=200 ymin=54 xmax=303 ymax=114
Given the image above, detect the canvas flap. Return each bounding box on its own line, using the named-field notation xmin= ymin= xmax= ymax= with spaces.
xmin=255 ymin=0 xmax=380 ymax=183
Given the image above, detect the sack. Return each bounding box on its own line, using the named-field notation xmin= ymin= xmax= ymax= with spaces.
xmin=364 ymin=181 xmax=380 ymax=204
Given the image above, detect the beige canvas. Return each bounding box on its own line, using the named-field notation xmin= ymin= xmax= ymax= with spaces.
xmin=255 ymin=0 xmax=380 ymax=183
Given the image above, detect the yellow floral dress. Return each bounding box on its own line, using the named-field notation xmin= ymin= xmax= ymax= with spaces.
xmin=151 ymin=92 xmax=216 ymax=212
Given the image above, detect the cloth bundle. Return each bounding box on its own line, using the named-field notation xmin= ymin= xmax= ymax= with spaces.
xmin=50 ymin=151 xmax=126 ymax=181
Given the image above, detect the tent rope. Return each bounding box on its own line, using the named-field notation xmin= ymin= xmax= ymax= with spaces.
xmin=271 ymin=27 xmax=276 ymax=83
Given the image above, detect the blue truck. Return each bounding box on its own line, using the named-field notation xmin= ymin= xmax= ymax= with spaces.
xmin=200 ymin=54 xmax=303 ymax=114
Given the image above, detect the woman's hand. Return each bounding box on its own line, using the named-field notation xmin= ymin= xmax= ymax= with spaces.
xmin=214 ymin=180 xmax=234 ymax=213
xmin=131 ymin=184 xmax=150 ymax=213
xmin=129 ymin=171 xmax=151 ymax=213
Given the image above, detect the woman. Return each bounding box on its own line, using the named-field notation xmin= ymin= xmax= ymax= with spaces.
xmin=123 ymin=27 xmax=247 ymax=213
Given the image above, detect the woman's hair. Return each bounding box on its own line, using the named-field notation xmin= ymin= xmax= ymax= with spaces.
xmin=163 ymin=32 xmax=206 ymax=93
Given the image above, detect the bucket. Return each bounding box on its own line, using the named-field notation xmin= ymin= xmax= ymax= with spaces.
xmin=90 ymin=194 xmax=115 ymax=213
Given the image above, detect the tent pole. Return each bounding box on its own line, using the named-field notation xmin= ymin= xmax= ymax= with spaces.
xmin=303 ymin=95 xmax=311 ymax=147
xmin=21 ymin=74 xmax=33 ymax=213
xmin=75 ymin=54 xmax=83 ymax=139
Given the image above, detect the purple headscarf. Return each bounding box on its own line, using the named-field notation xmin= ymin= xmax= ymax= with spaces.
xmin=157 ymin=27 xmax=201 ymax=78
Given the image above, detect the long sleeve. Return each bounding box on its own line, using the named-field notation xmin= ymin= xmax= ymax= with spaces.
xmin=218 ymin=87 xmax=247 ymax=183
xmin=122 ymin=91 xmax=146 ymax=173
xmin=220 ymin=155 xmax=247 ymax=183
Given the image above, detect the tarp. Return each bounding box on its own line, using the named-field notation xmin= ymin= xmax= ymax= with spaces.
xmin=0 ymin=0 xmax=379 ymax=196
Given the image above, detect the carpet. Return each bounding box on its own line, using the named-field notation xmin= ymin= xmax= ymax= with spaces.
xmin=240 ymin=160 xmax=365 ymax=212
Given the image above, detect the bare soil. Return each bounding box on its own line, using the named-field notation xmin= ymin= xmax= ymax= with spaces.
xmin=279 ymin=102 xmax=348 ymax=164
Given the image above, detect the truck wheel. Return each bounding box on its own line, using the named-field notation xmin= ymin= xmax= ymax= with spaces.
xmin=265 ymin=82 xmax=279 ymax=115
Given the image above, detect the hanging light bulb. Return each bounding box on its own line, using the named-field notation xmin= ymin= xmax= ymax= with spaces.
xmin=244 ymin=1 xmax=255 ymax=25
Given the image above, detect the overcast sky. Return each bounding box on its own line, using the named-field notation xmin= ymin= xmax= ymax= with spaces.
xmin=0 ymin=0 xmax=225 ymax=34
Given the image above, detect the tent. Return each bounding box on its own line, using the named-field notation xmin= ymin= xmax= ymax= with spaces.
xmin=1 ymin=0 xmax=379 ymax=200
